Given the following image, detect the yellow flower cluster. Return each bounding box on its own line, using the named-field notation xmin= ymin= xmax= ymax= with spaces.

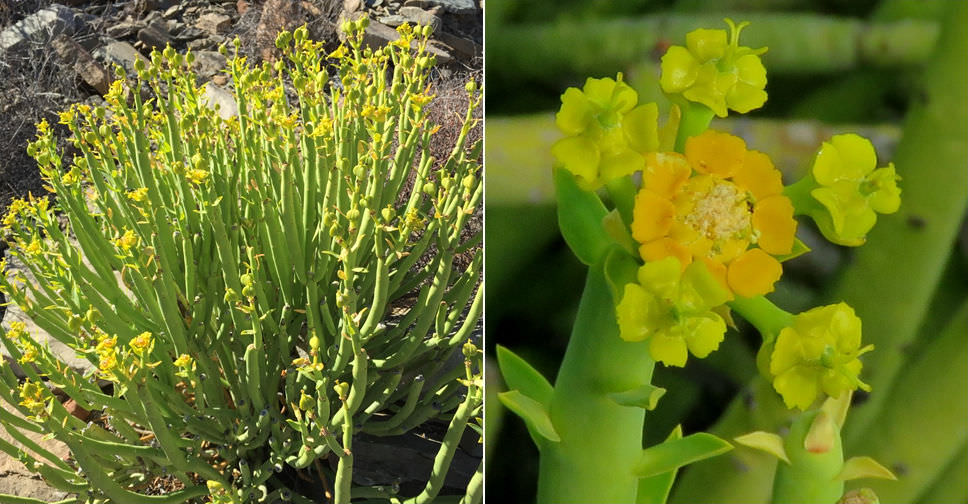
xmin=630 ymin=130 xmax=796 ymax=298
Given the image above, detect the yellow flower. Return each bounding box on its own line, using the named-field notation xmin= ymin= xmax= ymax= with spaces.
xmin=660 ymin=19 xmax=767 ymax=117
xmin=769 ymin=303 xmax=873 ymax=410
xmin=127 ymin=187 xmax=149 ymax=202
xmin=129 ymin=331 xmax=154 ymax=355
xmin=630 ymin=130 xmax=796 ymax=298
xmin=616 ymin=256 xmax=729 ymax=367
xmin=187 ymin=168 xmax=210 ymax=185
xmin=806 ymin=134 xmax=901 ymax=246
xmin=19 ymin=380 xmax=48 ymax=415
xmin=174 ymin=354 xmax=193 ymax=368
xmin=551 ymin=75 xmax=659 ymax=190
xmin=115 ymin=229 xmax=138 ymax=251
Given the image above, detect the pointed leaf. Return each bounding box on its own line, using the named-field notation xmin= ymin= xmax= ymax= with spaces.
xmin=734 ymin=431 xmax=790 ymax=464
xmin=603 ymin=245 xmax=640 ymax=302
xmin=804 ymin=410 xmax=836 ymax=454
xmin=498 ymin=390 xmax=561 ymax=443
xmin=633 ymin=432 xmax=733 ymax=479
xmin=608 ymin=383 xmax=667 ymax=411
xmin=636 ymin=426 xmax=683 ymax=504
xmin=836 ymin=456 xmax=897 ymax=481
xmin=555 ymin=168 xmax=611 ymax=265
xmin=602 ymin=209 xmax=636 ymax=255
xmin=821 ymin=391 xmax=852 ymax=429
xmin=775 ymin=237 xmax=811 ymax=262
xmin=496 ymin=345 xmax=553 ymax=406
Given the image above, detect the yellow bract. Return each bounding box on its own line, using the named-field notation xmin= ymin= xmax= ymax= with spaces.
xmin=630 ymin=130 xmax=796 ymax=298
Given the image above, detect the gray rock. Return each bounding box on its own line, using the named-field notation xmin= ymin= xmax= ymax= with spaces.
xmin=377 ymin=14 xmax=406 ymax=27
xmin=191 ymin=50 xmax=227 ymax=80
xmin=201 ymin=82 xmax=238 ymax=119
xmin=93 ymin=39 xmax=149 ymax=74
xmin=137 ymin=25 xmax=172 ymax=50
xmin=164 ymin=4 xmax=184 ymax=18
xmin=51 ymin=34 xmax=112 ymax=95
xmin=0 ymin=4 xmax=89 ymax=57
xmin=397 ymin=6 xmax=441 ymax=33
xmin=174 ymin=26 xmax=205 ymax=42
xmin=105 ymin=20 xmax=145 ymax=39
xmin=436 ymin=30 xmax=478 ymax=59
xmin=197 ymin=13 xmax=232 ymax=35
xmin=408 ymin=0 xmax=476 ymax=15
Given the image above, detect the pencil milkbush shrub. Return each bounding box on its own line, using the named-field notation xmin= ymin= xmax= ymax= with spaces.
xmin=0 ymin=17 xmax=483 ymax=504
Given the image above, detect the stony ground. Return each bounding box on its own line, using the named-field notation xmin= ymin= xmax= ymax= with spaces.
xmin=0 ymin=0 xmax=481 ymax=498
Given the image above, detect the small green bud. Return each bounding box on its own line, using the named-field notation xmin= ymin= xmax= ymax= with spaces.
xmin=185 ymin=51 xmax=195 ymax=65
xmin=162 ymin=45 xmax=175 ymax=61
xmin=293 ymin=75 xmax=308 ymax=91
xmin=276 ymin=30 xmax=292 ymax=49
xmin=462 ymin=341 xmax=479 ymax=358
xmin=114 ymin=65 xmax=126 ymax=77
xmin=334 ymin=381 xmax=350 ymax=399
xmin=218 ymin=44 xmax=228 ymax=56
xmin=83 ymin=131 xmax=97 ymax=144
xmin=133 ymin=58 xmax=145 ymax=72
xmin=462 ymin=174 xmax=476 ymax=190
xmin=242 ymin=285 xmax=256 ymax=298
xmin=294 ymin=25 xmax=308 ymax=43
xmin=224 ymin=288 xmax=240 ymax=304
xmin=365 ymin=84 xmax=376 ymax=97
xmin=68 ymin=315 xmax=83 ymax=332
xmin=352 ymin=164 xmax=365 ymax=178
xmin=417 ymin=56 xmax=430 ymax=69
xmin=440 ymin=176 xmax=453 ymax=189
xmin=85 ymin=307 xmax=100 ymax=325
xmin=381 ymin=207 xmax=394 ymax=222
xmin=240 ymin=273 xmax=254 ymax=287
xmin=421 ymin=24 xmax=432 ymax=38
xmin=329 ymin=222 xmax=340 ymax=237
xmin=346 ymin=208 xmax=360 ymax=221
xmin=299 ymin=391 xmax=313 ymax=411
xmin=422 ymin=182 xmax=435 ymax=195
xmin=233 ymin=37 xmax=241 ymax=51
xmin=358 ymin=17 xmax=370 ymax=30
xmin=98 ymin=125 xmax=110 ymax=138
xmin=309 ymin=335 xmax=320 ymax=350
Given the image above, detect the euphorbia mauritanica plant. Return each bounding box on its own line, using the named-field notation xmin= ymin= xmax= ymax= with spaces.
xmin=0 ymin=17 xmax=482 ymax=504
xmin=497 ymin=19 xmax=899 ymax=504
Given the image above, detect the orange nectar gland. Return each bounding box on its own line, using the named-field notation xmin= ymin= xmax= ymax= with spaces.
xmin=631 ymin=130 xmax=797 ymax=298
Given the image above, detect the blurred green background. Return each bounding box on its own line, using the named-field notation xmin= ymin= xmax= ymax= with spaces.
xmin=484 ymin=0 xmax=967 ymax=502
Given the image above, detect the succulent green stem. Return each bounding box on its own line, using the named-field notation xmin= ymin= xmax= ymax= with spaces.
xmin=537 ymin=259 xmax=654 ymax=503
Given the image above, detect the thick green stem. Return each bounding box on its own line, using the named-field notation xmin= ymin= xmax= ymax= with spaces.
xmin=674 ymin=102 xmax=715 ymax=153
xmin=728 ymin=296 xmax=794 ymax=341
xmin=537 ymin=259 xmax=655 ymax=503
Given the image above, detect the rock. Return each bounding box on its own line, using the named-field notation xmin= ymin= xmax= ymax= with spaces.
xmin=256 ymin=0 xmax=304 ymax=61
xmin=163 ymin=4 xmax=183 ymax=18
xmin=300 ymin=1 xmax=323 ymax=17
xmin=93 ymin=39 xmax=150 ymax=75
xmin=211 ymin=73 xmax=230 ymax=86
xmin=237 ymin=0 xmax=252 ymax=15
xmin=105 ymin=19 xmax=145 ymax=39
xmin=435 ymin=31 xmax=478 ymax=59
xmin=397 ymin=6 xmax=441 ymax=33
xmin=173 ymin=26 xmax=205 ymax=42
xmin=191 ymin=50 xmax=227 ymax=80
xmin=50 ymin=34 xmax=112 ymax=95
xmin=409 ymin=0 xmax=476 ymax=15
xmin=201 ymin=82 xmax=238 ymax=119
xmin=0 ymin=408 xmax=70 ymax=500
xmin=63 ymin=398 xmax=91 ymax=421
xmin=137 ymin=25 xmax=173 ymax=50
xmin=344 ymin=0 xmax=363 ymax=13
xmin=196 ymin=13 xmax=232 ymax=35
xmin=0 ymin=4 xmax=90 ymax=57
xmin=377 ymin=14 xmax=406 ymax=27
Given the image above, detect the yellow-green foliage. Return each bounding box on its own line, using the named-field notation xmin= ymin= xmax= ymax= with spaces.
xmin=0 ymin=18 xmax=482 ymax=504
